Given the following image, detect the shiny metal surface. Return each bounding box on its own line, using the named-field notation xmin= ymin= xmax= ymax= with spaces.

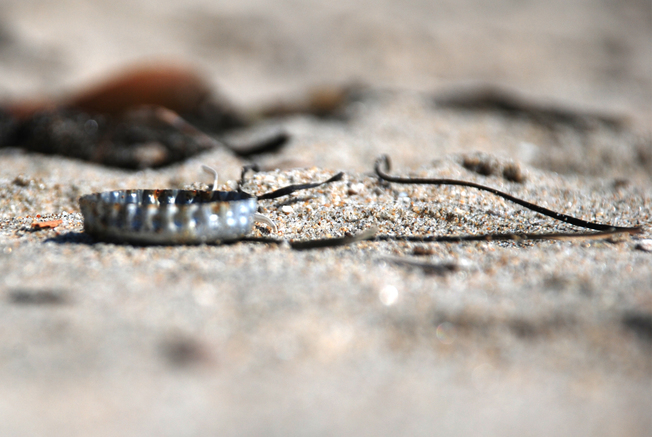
xmin=79 ymin=189 xmax=257 ymax=244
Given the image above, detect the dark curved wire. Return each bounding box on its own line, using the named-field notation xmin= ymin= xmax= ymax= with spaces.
xmin=240 ymin=227 xmax=376 ymax=250
xmin=374 ymin=155 xmax=642 ymax=233
xmin=238 ymin=164 xmax=344 ymax=200
xmin=372 ymin=229 xmax=636 ymax=243
xmin=257 ymin=172 xmax=344 ymax=200
xmin=239 ymin=228 xmax=634 ymax=250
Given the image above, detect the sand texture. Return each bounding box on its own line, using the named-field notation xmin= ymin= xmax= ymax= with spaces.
xmin=0 ymin=1 xmax=651 ymax=436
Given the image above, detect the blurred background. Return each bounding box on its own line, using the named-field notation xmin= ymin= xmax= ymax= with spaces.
xmin=0 ymin=3 xmax=650 ymax=436
xmin=1 ymin=0 xmax=650 ymax=125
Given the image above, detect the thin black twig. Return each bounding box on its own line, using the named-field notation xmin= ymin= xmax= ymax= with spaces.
xmin=238 ymin=165 xmax=345 ymax=200
xmin=374 ymin=155 xmax=642 ymax=234
xmin=257 ymin=172 xmax=344 ymax=200
xmin=224 ymin=131 xmax=290 ymax=157
xmin=231 ymin=157 xmax=641 ymax=251
xmin=373 ymin=229 xmax=636 ymax=243
xmin=241 ymin=227 xmax=377 ymax=250
xmin=238 ymin=164 xmax=261 ymax=189
xmin=240 ymin=228 xmax=630 ymax=251
xmin=381 ymin=257 xmax=461 ymax=275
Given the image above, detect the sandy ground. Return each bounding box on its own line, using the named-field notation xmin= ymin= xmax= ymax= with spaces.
xmin=0 ymin=1 xmax=651 ymax=436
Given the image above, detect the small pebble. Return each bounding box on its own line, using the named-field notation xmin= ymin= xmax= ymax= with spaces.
xmin=281 ymin=205 xmax=294 ymax=214
xmin=502 ymin=163 xmax=526 ymax=183
xmin=347 ymin=183 xmax=365 ymax=195
xmin=635 ymin=240 xmax=652 ymax=252
xmin=412 ymin=246 xmax=435 ymax=256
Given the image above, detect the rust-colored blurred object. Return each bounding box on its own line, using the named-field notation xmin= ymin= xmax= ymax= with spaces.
xmin=67 ymin=65 xmax=212 ymax=117
xmin=0 ymin=63 xmax=249 ymax=168
xmin=31 ymin=219 xmax=62 ymax=230
xmin=0 ymin=63 xmax=358 ymax=168
xmin=5 ymin=64 xmax=244 ymax=129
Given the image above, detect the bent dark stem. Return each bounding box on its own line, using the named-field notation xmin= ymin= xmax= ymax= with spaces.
xmin=257 ymin=172 xmax=344 ymax=200
xmin=373 ymin=229 xmax=636 ymax=243
xmin=241 ymin=227 xmax=376 ymax=250
xmin=374 ymin=155 xmax=641 ymax=233
xmin=239 ymin=164 xmax=344 ymax=200
xmin=240 ymin=228 xmax=632 ymax=251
